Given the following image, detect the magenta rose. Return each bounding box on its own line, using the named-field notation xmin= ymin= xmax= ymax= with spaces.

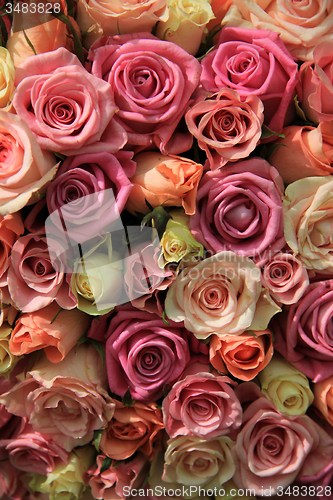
xmin=46 ymin=151 xmax=134 ymax=244
xmin=7 ymin=233 xmax=76 ymax=313
xmin=232 ymin=397 xmax=333 ymax=495
xmin=1 ymin=418 xmax=68 ymax=475
xmin=190 ymin=158 xmax=284 ymax=257
xmin=274 ymin=280 xmax=333 ymax=382
xmin=89 ymin=33 xmax=201 ymax=154
xmin=200 ymin=27 xmax=300 ymax=134
xmin=162 ymin=362 xmax=242 ymax=439
xmin=105 ymin=305 xmax=209 ymax=402
xmin=185 ymin=88 xmax=264 ymax=169
xmin=13 ymin=47 xmax=126 ymax=156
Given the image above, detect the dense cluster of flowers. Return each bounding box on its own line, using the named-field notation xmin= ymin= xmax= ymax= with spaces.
xmin=1 ymin=0 xmax=333 ymax=499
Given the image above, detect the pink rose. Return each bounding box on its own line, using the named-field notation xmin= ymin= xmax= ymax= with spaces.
xmin=0 ymin=344 xmax=115 ymax=452
xmin=0 ymin=111 xmax=58 ymax=215
xmin=1 ymin=418 xmax=68 ymax=475
xmin=232 ymin=397 xmax=333 ymax=495
xmin=105 ymin=304 xmax=208 ymax=402
xmin=190 ymin=158 xmax=284 ymax=258
xmin=162 ymin=362 xmax=242 ymax=439
xmin=87 ymin=453 xmax=149 ymax=500
xmin=274 ymin=280 xmax=333 ymax=382
xmin=7 ymin=233 xmax=76 ymax=312
xmin=185 ymin=88 xmax=264 ymax=169
xmin=46 ymin=151 xmax=134 ymax=244
xmin=89 ymin=33 xmax=201 ymax=154
xmin=200 ymin=28 xmax=300 ymax=134
xmin=257 ymin=251 xmax=309 ymax=305
xmin=300 ymin=41 xmax=333 ymax=124
xmin=13 ymin=47 xmax=126 ymax=156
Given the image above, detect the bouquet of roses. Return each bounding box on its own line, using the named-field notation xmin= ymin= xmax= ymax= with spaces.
xmin=1 ymin=0 xmax=333 ymax=499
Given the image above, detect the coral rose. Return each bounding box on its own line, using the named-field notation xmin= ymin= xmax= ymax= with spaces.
xmin=313 ymin=376 xmax=333 ymax=427
xmin=126 ymin=152 xmax=203 ymax=216
xmin=209 ymin=329 xmax=273 ymax=381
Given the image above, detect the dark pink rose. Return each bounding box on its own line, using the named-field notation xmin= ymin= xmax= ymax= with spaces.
xmin=1 ymin=418 xmax=68 ymax=475
xmin=87 ymin=453 xmax=149 ymax=500
xmin=13 ymin=47 xmax=127 ymax=156
xmin=105 ymin=304 xmax=209 ymax=402
xmin=233 ymin=397 xmax=333 ymax=495
xmin=0 ymin=460 xmax=29 ymax=500
xmin=46 ymin=152 xmax=134 ymax=244
xmin=162 ymin=362 xmax=242 ymax=439
xmin=274 ymin=280 xmax=333 ymax=382
xmin=190 ymin=158 xmax=284 ymax=257
xmin=89 ymin=33 xmax=201 ymax=154
xmin=7 ymin=233 xmax=76 ymax=312
xmin=200 ymin=28 xmax=300 ymax=134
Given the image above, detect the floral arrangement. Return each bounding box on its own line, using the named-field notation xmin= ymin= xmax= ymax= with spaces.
xmin=1 ymin=0 xmax=333 ymax=499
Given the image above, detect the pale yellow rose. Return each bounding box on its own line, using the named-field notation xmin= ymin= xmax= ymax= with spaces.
xmin=30 ymin=446 xmax=95 ymax=500
xmin=0 ymin=48 xmax=14 ymax=109
xmin=222 ymin=0 xmax=333 ymax=61
xmin=258 ymin=353 xmax=314 ymax=416
xmin=162 ymin=435 xmax=235 ymax=498
xmin=283 ymin=176 xmax=333 ymax=272
xmin=0 ymin=322 xmax=18 ymax=376
xmin=165 ymin=251 xmax=280 ymax=339
xmin=159 ymin=209 xmax=203 ymax=267
xmin=155 ymin=0 xmax=215 ymax=55
xmin=71 ymin=233 xmax=123 ymax=316
xmin=76 ymin=0 xmax=169 ymax=47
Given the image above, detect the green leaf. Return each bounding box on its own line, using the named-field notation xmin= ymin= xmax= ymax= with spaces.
xmin=65 ymin=0 xmax=75 ymax=18
xmin=261 ymin=124 xmax=285 ymax=140
xmin=89 ymin=339 xmax=105 ymax=369
xmin=260 ymin=142 xmax=287 ymax=160
xmin=77 ymin=333 xmax=88 ymax=346
xmin=52 ymin=10 xmax=84 ymax=65
xmin=100 ymin=456 xmax=112 ymax=474
xmin=247 ymin=330 xmax=258 ymax=338
xmin=94 ymin=429 xmax=103 ymax=452
xmin=162 ymin=310 xmax=170 ymax=326
xmin=23 ymin=29 xmax=36 ymax=55
xmin=122 ymin=388 xmax=136 ymax=407
xmin=50 ymin=308 xmax=64 ymax=324
xmin=294 ymin=94 xmax=307 ymax=121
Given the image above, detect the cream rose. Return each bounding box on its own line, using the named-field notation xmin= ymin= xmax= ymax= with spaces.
xmin=283 ymin=176 xmax=333 ymax=272
xmin=0 ymin=322 xmax=18 ymax=376
xmin=0 ymin=47 xmax=14 ymax=108
xmin=258 ymin=353 xmax=314 ymax=416
xmin=165 ymin=251 xmax=279 ymax=339
xmin=155 ymin=0 xmax=215 ymax=55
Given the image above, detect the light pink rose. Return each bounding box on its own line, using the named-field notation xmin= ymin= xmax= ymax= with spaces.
xmin=7 ymin=233 xmax=76 ymax=312
xmin=200 ymin=28 xmax=300 ymax=134
xmin=185 ymin=88 xmax=264 ymax=169
xmin=232 ymin=397 xmax=333 ymax=495
xmin=0 ymin=344 xmax=115 ymax=452
xmin=87 ymin=453 xmax=149 ymax=500
xmin=105 ymin=304 xmax=209 ymax=402
xmin=0 ymin=111 xmax=58 ymax=215
xmin=256 ymin=250 xmax=309 ymax=305
xmin=89 ymin=33 xmax=201 ymax=154
xmin=162 ymin=362 xmax=242 ymax=439
xmin=190 ymin=159 xmax=285 ymax=258
xmin=1 ymin=418 xmax=68 ymax=475
xmin=300 ymin=41 xmax=333 ymax=123
xmin=13 ymin=47 xmax=126 ymax=156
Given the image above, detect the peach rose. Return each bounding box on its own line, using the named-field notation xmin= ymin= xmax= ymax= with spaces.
xmin=0 ymin=111 xmax=58 ymax=215
xmin=76 ymin=0 xmax=169 ymax=47
xmin=9 ymin=303 xmax=91 ymax=362
xmin=223 ymin=0 xmax=333 ymax=61
xmin=313 ymin=376 xmax=333 ymax=426
xmin=0 ymin=344 xmax=115 ymax=452
xmin=99 ymin=400 xmax=164 ymax=461
xmin=300 ymin=41 xmax=333 ymax=124
xmin=126 ymin=153 xmax=203 ymax=216
xmin=269 ymin=123 xmax=333 ymax=184
xmin=0 ymin=212 xmax=24 ymax=285
xmin=209 ymin=329 xmax=273 ymax=381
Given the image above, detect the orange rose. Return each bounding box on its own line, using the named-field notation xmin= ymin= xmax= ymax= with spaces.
xmin=209 ymin=329 xmax=273 ymax=381
xmin=99 ymin=400 xmax=164 ymax=461
xmin=313 ymin=377 xmax=333 ymax=426
xmin=269 ymin=123 xmax=333 ymax=184
xmin=126 ymin=152 xmax=203 ymax=216
xmin=9 ymin=303 xmax=91 ymax=362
